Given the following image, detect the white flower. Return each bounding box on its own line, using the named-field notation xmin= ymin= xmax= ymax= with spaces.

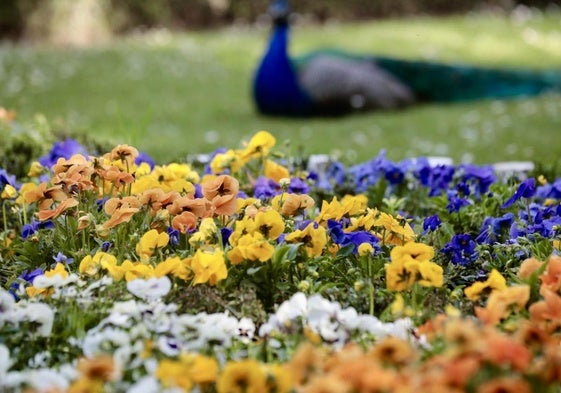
xmin=275 ymin=292 xmax=308 ymax=325
xmin=158 ymin=336 xmax=181 ymax=356
xmin=26 ymin=369 xmax=69 ymax=392
xmin=0 ymin=344 xmax=12 ymax=382
xmin=127 ymin=276 xmax=171 ymax=300
xmin=32 ymin=273 xmax=78 ymax=288
xmin=0 ymin=289 xmax=16 ymax=327
xmin=127 ymin=376 xmax=161 ymax=393
xmin=23 ymin=303 xmax=54 ymax=337
xmin=236 ymin=317 xmax=256 ymax=343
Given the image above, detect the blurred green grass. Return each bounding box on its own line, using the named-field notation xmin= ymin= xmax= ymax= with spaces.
xmin=1 ymin=10 xmax=561 ymax=165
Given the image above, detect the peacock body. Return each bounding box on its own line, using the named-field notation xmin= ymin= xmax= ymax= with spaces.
xmin=252 ymin=0 xmax=561 ymax=117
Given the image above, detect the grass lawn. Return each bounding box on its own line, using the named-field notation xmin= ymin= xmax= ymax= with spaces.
xmin=1 ymin=10 xmax=560 ymax=165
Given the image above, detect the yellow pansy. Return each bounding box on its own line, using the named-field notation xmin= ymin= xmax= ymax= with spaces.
xmin=80 ymin=252 xmax=117 ymax=276
xmin=136 ymin=229 xmax=169 ymax=260
xmin=254 ymin=209 xmax=285 ymax=240
xmin=464 ymin=269 xmax=507 ymax=301
xmin=235 ymin=232 xmax=275 ymax=262
xmin=264 ymin=159 xmax=289 ymax=182
xmin=190 ymin=248 xmax=228 ymax=286
xmin=390 ymin=242 xmax=435 ymax=264
xmin=240 ymin=130 xmax=276 ymax=161
xmin=1 ymin=184 xmax=16 ymax=199
xmin=285 ymin=222 xmax=327 ymax=257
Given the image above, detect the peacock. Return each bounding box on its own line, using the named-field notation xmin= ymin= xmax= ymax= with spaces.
xmin=252 ymin=0 xmax=561 ymax=117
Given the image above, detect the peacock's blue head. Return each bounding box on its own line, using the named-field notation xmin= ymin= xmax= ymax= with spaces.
xmin=252 ymin=0 xmax=312 ymax=116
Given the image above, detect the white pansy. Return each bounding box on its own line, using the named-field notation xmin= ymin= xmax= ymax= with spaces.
xmin=32 ymin=273 xmax=78 ymax=288
xmin=22 ymin=302 xmax=54 ymax=337
xmin=0 ymin=344 xmax=11 ymax=381
xmin=275 ymin=292 xmax=307 ymax=325
xmin=127 ymin=276 xmax=171 ymax=300
xmin=26 ymin=369 xmax=69 ymax=392
xmin=128 ymin=376 xmax=161 ymax=393
xmin=0 ymin=289 xmax=16 ymax=327
xmin=236 ymin=317 xmax=256 ymax=343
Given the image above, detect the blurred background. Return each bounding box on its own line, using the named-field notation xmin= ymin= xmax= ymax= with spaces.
xmin=1 ymin=0 xmax=560 ymax=171
xmin=0 ymin=0 xmax=557 ymax=45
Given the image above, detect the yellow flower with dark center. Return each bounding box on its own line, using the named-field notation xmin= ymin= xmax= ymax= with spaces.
xmin=80 ymin=252 xmax=117 ymax=276
xmin=254 ymin=209 xmax=285 ymax=240
xmin=263 ymin=364 xmax=294 ymax=393
xmin=136 ymin=229 xmax=169 ymax=260
xmin=373 ymin=212 xmax=416 ymax=245
xmin=385 ymin=259 xmax=416 ymax=291
xmin=240 ymin=130 xmax=276 ymax=161
xmin=229 ymin=216 xmax=257 ymax=246
xmin=285 ymin=222 xmax=327 ymax=257
xmin=210 ymin=149 xmax=245 ymax=174
xmin=190 ymin=248 xmax=228 ymax=286
xmin=464 ymin=269 xmax=507 ymax=301
xmin=235 ymin=232 xmax=275 ymax=262
xmin=216 ymin=359 xmax=268 ymax=393
xmin=390 ymin=242 xmax=434 ymax=264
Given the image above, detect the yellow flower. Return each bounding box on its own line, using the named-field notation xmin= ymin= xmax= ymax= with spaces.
xmin=80 ymin=252 xmax=117 ymax=276
xmin=190 ymin=248 xmax=228 ymax=286
xmin=156 ymin=359 xmax=193 ymax=391
xmin=240 ymin=130 xmax=276 ymax=161
xmin=210 ymin=149 xmax=245 ymax=174
xmin=216 ymin=359 xmax=268 ymax=393
xmin=1 ymin=184 xmax=16 ymax=199
xmin=135 ymin=229 xmax=169 ymax=260
xmin=46 ymin=263 xmax=69 ymax=279
xmin=358 ymin=242 xmax=374 ymax=256
xmin=234 ymin=232 xmax=275 ymax=262
xmin=122 ymin=260 xmax=154 ymax=281
xmin=390 ymin=242 xmax=434 ymax=264
xmin=154 ymin=256 xmax=183 ymax=278
xmin=285 ymin=222 xmax=327 ymax=257
xmin=385 ymin=260 xmax=414 ymax=291
xmin=373 ymin=212 xmax=416 ymax=245
xmin=264 ymin=159 xmax=289 ymax=182
xmin=464 ymin=269 xmax=507 ymax=301
xmin=180 ymin=353 xmax=219 ymax=385
xmin=189 ymin=217 xmax=219 ymax=247
xmin=263 ymin=364 xmax=294 ymax=393
xmin=315 ymin=197 xmax=346 ymax=222
xmin=27 ymin=161 xmax=45 ymax=177
xmin=229 ymin=216 xmax=257 ymax=246
xmin=418 ymin=261 xmax=444 ymax=288
xmin=254 ymin=209 xmax=285 ymax=240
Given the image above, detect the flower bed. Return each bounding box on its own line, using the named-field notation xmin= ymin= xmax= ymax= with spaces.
xmin=1 ymin=130 xmax=561 ymax=392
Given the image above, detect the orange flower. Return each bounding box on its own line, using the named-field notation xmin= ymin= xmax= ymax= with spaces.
xmin=272 ymin=193 xmax=315 ymax=216
xmin=101 ymin=206 xmax=139 ymax=229
xmin=100 ymin=165 xmax=135 ymax=189
xmin=529 ymin=288 xmax=561 ymax=332
xmin=483 ymin=331 xmax=532 ymax=371
xmin=518 ymin=257 xmax=545 ymax=280
xmin=107 ymin=144 xmax=139 ymax=167
xmin=539 ymin=254 xmax=561 ymax=292
xmin=37 ymin=197 xmax=79 ymax=221
xmin=104 ymin=196 xmax=142 ymax=215
xmin=24 ymin=183 xmax=67 ymax=206
xmin=202 ymin=175 xmax=239 ymax=216
xmin=171 ymin=211 xmax=198 ymax=234
xmin=369 ymin=336 xmax=416 ymax=366
xmin=167 ymin=196 xmax=210 ymax=217
xmin=475 ymin=285 xmax=530 ymax=325
xmin=139 ymin=188 xmax=167 ymax=215
xmin=476 ymin=376 xmax=531 ymax=393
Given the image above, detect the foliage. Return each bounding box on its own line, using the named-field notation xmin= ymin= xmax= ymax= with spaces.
xmin=2 ymin=127 xmax=561 ymax=391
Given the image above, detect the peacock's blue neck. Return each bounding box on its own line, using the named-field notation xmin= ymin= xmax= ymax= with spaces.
xmin=253 ymin=22 xmax=312 ymax=116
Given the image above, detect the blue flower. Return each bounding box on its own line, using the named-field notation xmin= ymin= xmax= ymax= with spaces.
xmin=53 ymin=252 xmax=73 ymax=265
xmin=135 ymin=151 xmax=155 ymax=169
xmin=422 ymin=214 xmax=442 ymax=234
xmin=441 ymin=234 xmax=478 ymax=266
xmin=446 ymin=190 xmax=470 ymax=213
xmin=38 ymin=139 xmax=88 ymax=168
xmin=221 ymin=227 xmax=233 ymax=246
xmin=21 ymin=220 xmax=55 ymax=239
xmin=167 ymin=227 xmax=180 ymax=246
xmin=459 ymin=164 xmax=496 ymax=197
xmin=288 ymin=177 xmax=310 ymax=194
xmin=253 ymin=176 xmax=280 ymax=199
xmin=502 ymin=178 xmax=536 ymax=208
xmin=0 ymin=168 xmax=19 ymax=189
xmin=101 ymin=241 xmax=112 ymax=252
